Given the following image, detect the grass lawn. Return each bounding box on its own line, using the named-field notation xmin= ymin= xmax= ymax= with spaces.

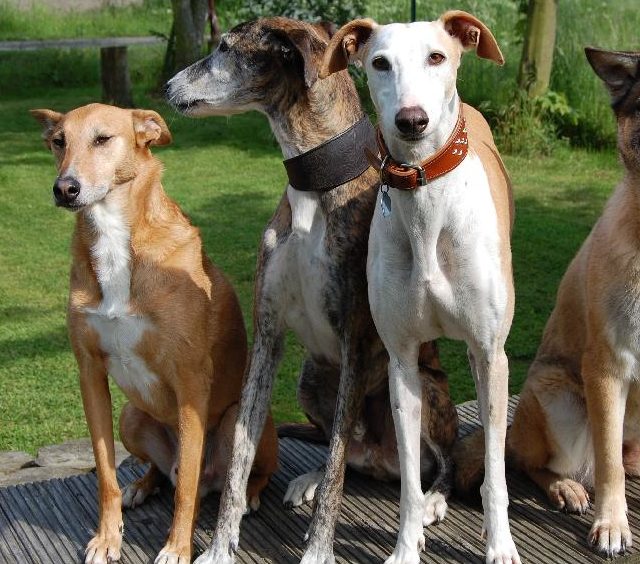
xmin=0 ymin=83 xmax=623 ymax=454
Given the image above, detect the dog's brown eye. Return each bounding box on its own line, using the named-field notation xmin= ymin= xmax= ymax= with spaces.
xmin=52 ymin=137 xmax=65 ymax=148
xmin=429 ymin=52 xmax=445 ymax=65
xmin=94 ymin=135 xmax=111 ymax=146
xmin=372 ymin=56 xmax=391 ymax=71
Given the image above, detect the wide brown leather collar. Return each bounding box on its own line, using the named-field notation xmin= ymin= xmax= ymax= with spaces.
xmin=283 ymin=114 xmax=377 ymax=192
xmin=367 ymin=106 xmax=468 ymax=190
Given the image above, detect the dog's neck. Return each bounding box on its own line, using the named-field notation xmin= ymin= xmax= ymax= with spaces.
xmin=79 ymin=157 xmax=188 ymax=316
xmin=265 ymin=71 xmax=363 ymax=160
xmin=382 ymin=95 xmax=461 ymax=166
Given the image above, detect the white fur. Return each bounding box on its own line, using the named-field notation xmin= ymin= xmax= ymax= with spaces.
xmin=84 ymin=194 xmax=159 ymax=403
xmin=261 ymin=188 xmax=341 ymax=365
xmin=283 ymin=470 xmax=324 ymax=507
xmin=358 ymin=20 xmax=519 ymax=564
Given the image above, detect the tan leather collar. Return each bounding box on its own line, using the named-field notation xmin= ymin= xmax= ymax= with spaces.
xmin=366 ymin=106 xmax=468 ymax=190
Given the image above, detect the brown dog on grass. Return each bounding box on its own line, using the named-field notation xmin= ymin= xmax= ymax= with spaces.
xmin=455 ymin=48 xmax=640 ymax=558
xmin=31 ymin=103 xmax=278 ymax=564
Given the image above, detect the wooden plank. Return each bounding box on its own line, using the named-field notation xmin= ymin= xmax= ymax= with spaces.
xmin=0 ymin=37 xmax=165 ymax=51
xmin=1 ymin=398 xmax=639 ymax=563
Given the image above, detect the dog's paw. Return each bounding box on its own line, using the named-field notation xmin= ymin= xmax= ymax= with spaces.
xmin=283 ymin=470 xmax=324 ymax=509
xmin=122 ymin=481 xmax=157 ymax=509
xmin=194 ymin=537 xmax=238 ymax=564
xmin=423 ymin=491 xmax=448 ymax=526
xmin=588 ymin=514 xmax=632 ymax=557
xmin=548 ymin=478 xmax=590 ymax=514
xmin=485 ymin=535 xmax=521 ymax=564
xmin=244 ymin=493 xmax=261 ymax=514
xmin=299 ymin=542 xmax=336 ymax=564
xmin=84 ymin=526 xmax=123 ymax=564
xmin=154 ymin=543 xmax=191 ymax=564
xmin=384 ymin=536 xmax=424 ymax=564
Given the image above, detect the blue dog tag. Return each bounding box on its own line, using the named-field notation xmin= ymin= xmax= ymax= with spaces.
xmin=380 ymin=185 xmax=391 ymax=217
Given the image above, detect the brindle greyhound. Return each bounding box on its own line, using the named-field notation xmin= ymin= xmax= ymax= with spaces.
xmin=165 ymin=17 xmax=458 ymax=564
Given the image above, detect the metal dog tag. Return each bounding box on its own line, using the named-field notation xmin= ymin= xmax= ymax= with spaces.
xmin=380 ymin=185 xmax=391 ymax=217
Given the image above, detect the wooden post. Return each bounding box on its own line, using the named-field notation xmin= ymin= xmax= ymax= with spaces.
xmin=100 ymin=46 xmax=134 ymax=108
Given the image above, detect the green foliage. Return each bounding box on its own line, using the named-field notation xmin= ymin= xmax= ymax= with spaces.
xmin=484 ymin=89 xmax=577 ymax=156
xmin=224 ymin=0 xmax=366 ymax=27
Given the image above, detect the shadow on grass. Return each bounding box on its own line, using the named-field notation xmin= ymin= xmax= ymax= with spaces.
xmin=0 ymin=324 xmax=69 ymax=368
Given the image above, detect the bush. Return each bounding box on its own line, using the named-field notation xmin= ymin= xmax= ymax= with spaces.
xmin=223 ymin=0 xmax=366 ymax=27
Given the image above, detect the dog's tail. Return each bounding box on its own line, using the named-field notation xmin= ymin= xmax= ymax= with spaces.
xmin=277 ymin=422 xmax=329 ymax=445
xmin=452 ymin=428 xmax=515 ymax=495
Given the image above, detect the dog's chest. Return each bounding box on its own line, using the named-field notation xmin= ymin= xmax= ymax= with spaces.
xmin=369 ymin=155 xmax=505 ymax=342
xmin=265 ymin=189 xmax=341 ymax=363
xmin=83 ymin=201 xmax=160 ymax=402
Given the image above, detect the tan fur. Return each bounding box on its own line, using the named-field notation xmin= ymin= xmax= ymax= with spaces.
xmin=32 ymin=103 xmax=278 ymax=564
xmin=455 ymin=48 xmax=640 ymax=556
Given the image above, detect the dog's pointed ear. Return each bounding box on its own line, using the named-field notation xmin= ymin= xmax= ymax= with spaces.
xmin=319 ymin=18 xmax=377 ymax=79
xmin=30 ymin=109 xmax=64 ymax=146
xmin=441 ymin=10 xmax=504 ymax=65
xmin=131 ymin=109 xmax=172 ymax=147
xmin=585 ymin=47 xmax=640 ymax=106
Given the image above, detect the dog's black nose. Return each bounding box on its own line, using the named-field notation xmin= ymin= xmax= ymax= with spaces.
xmin=53 ymin=177 xmax=81 ymax=205
xmin=395 ymin=106 xmax=429 ymax=136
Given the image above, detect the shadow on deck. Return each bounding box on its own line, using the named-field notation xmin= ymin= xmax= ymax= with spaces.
xmin=1 ymin=399 xmax=639 ymax=563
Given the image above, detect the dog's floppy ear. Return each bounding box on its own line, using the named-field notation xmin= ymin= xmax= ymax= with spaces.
xmin=268 ymin=26 xmax=326 ymax=89
xmin=585 ymin=47 xmax=640 ymax=107
xmin=131 ymin=109 xmax=172 ymax=147
xmin=441 ymin=10 xmax=504 ymax=65
xmin=30 ymin=109 xmax=64 ymax=146
xmin=319 ymin=18 xmax=377 ymax=79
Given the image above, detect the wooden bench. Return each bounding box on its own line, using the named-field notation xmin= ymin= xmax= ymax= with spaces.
xmin=0 ymin=36 xmax=166 ymax=107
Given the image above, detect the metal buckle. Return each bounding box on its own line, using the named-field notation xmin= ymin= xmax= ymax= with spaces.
xmin=378 ymin=155 xmax=390 ymax=185
xmin=400 ymin=163 xmax=427 ymax=186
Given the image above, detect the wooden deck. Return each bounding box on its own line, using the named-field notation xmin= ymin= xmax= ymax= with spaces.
xmin=2 ymin=398 xmax=640 ymax=563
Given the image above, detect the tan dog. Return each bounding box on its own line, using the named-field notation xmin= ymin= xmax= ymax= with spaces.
xmin=31 ymin=103 xmax=278 ymax=564
xmin=455 ymin=47 xmax=640 ymax=558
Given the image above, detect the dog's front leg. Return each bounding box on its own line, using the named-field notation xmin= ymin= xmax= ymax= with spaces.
xmin=385 ymin=350 xmax=425 ymax=564
xmin=300 ymin=334 xmax=368 ymax=564
xmin=583 ymin=346 xmax=631 ymax=557
xmin=195 ymin=311 xmax=284 ymax=564
xmin=79 ymin=357 xmax=123 ymax=564
xmin=157 ymin=388 xmax=209 ymax=564
xmin=469 ymin=347 xmax=520 ymax=564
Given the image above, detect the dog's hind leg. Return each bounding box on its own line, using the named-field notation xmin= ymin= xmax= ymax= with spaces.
xmin=421 ymin=370 xmax=458 ymax=526
xmin=469 ymin=346 xmax=520 ymax=564
xmin=284 ymin=359 xmax=338 ymax=509
xmin=119 ymin=402 xmax=175 ymax=508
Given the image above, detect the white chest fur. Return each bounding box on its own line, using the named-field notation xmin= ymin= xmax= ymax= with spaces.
xmin=264 ymin=188 xmax=340 ymax=363
xmin=84 ymin=198 xmax=159 ymax=402
xmin=368 ymin=153 xmax=507 ymax=347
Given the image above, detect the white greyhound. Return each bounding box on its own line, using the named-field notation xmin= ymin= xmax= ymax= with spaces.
xmin=321 ymin=10 xmax=520 ymax=564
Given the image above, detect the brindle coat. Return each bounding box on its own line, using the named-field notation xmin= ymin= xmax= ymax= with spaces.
xmin=166 ymin=18 xmax=457 ymax=564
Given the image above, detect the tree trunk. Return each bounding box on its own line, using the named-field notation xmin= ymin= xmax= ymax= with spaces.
xmin=518 ymin=0 xmax=557 ymax=98
xmin=161 ymin=0 xmax=208 ymax=84
xmin=101 ymin=46 xmax=134 ymax=107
